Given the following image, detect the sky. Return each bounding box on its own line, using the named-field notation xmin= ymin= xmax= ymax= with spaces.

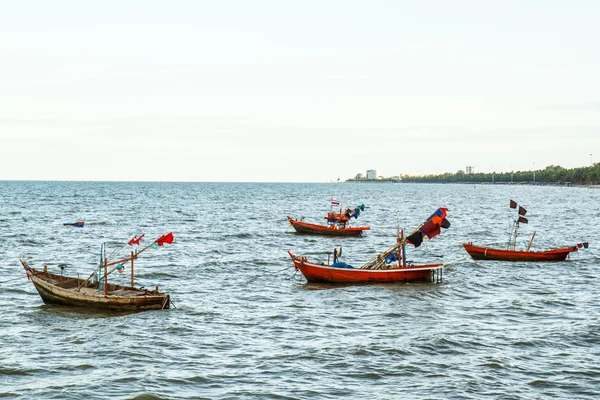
xmin=1 ymin=0 xmax=599 ymax=182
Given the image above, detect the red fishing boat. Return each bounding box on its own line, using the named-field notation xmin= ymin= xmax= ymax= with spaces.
xmin=289 ymin=208 xmax=451 ymax=284
xmin=288 ymin=201 xmax=369 ymax=237
xmin=462 ymin=242 xmax=578 ymax=262
xmin=463 ymin=200 xmax=588 ymax=262
xmin=287 ymin=216 xmax=369 ymax=237
xmin=288 ymin=253 xmax=443 ymax=284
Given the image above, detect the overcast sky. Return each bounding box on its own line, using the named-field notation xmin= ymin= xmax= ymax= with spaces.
xmin=1 ymin=1 xmax=598 ymax=182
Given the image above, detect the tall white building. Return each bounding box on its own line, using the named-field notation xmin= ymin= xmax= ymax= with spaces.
xmin=366 ymin=169 xmax=377 ymax=179
xmin=466 ymin=166 xmax=475 ymax=174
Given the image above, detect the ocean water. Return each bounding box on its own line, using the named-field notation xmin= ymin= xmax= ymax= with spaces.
xmin=0 ymin=181 xmax=599 ymax=399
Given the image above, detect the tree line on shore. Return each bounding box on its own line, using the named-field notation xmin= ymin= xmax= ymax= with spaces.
xmin=401 ymin=164 xmax=600 ymax=185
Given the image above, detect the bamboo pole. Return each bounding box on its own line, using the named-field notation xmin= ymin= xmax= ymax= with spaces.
xmin=360 ymin=224 xmax=421 ymax=270
xmin=526 ymin=231 xmax=536 ymax=252
xmin=131 ymin=250 xmax=135 ymax=287
xmin=360 ymin=211 xmax=446 ymax=270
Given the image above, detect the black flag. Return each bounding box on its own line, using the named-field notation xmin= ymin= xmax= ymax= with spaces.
xmin=518 ymin=216 xmax=528 ymax=224
xmin=510 ymin=200 xmax=517 ymax=209
xmin=518 ymin=206 xmax=527 ymax=216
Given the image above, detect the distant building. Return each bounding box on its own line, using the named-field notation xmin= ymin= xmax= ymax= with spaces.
xmin=466 ymin=166 xmax=475 ymax=175
xmin=366 ymin=169 xmax=377 ymax=180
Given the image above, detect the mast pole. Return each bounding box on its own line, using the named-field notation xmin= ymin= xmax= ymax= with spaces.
xmin=512 ymin=220 xmax=519 ymax=250
xmin=400 ymin=229 xmax=405 ymax=267
xmin=131 ymin=250 xmax=135 ymax=287
xmin=104 ymin=255 xmax=108 ymax=295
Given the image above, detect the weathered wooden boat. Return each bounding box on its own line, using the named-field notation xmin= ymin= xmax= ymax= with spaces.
xmin=462 ymin=242 xmax=578 ymax=262
xmin=21 ymin=232 xmax=174 ymax=311
xmin=287 ymin=216 xmax=370 ymax=237
xmin=289 ymin=208 xmax=450 ymax=284
xmin=463 ymin=200 xmax=587 ymax=262
xmin=288 ymin=201 xmax=369 ymax=237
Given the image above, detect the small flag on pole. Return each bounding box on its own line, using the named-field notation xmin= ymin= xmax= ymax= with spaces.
xmin=331 ymin=199 xmax=340 ymax=207
xmin=518 ymin=206 xmax=527 ymax=216
xmin=128 ymin=234 xmax=145 ymax=246
xmin=156 ymin=232 xmax=174 ymax=247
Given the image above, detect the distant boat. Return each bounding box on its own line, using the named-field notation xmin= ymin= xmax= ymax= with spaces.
xmin=287 ymin=217 xmax=369 ymax=237
xmin=288 ymin=201 xmax=369 ymax=237
xmin=21 ymin=232 xmax=174 ymax=311
xmin=463 ymin=200 xmax=587 ymax=262
xmin=289 ymin=208 xmax=451 ymax=284
xmin=63 ymin=222 xmax=84 ymax=228
xmin=462 ymin=243 xmax=578 ymax=262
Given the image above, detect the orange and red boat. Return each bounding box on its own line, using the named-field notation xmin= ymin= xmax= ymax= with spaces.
xmin=287 ymin=216 xmax=370 ymax=237
xmin=288 ymin=201 xmax=369 ymax=237
xmin=289 ymin=207 xmax=451 ymax=284
xmin=463 ymin=200 xmax=588 ymax=262
xmin=288 ymin=252 xmax=443 ymax=284
xmin=462 ymin=242 xmax=578 ymax=262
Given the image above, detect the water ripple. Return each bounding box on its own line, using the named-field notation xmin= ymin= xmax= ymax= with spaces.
xmin=0 ymin=182 xmax=599 ymax=399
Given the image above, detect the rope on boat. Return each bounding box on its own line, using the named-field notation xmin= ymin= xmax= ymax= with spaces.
xmin=275 ymin=265 xmax=294 ymax=274
xmin=0 ymin=276 xmax=24 ymax=283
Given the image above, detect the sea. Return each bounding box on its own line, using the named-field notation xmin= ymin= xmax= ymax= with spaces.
xmin=0 ymin=181 xmax=599 ymax=399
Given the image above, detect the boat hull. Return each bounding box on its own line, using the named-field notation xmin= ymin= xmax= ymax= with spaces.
xmin=23 ymin=262 xmax=170 ymax=311
xmin=291 ymin=256 xmax=443 ymax=284
xmin=462 ymin=243 xmax=577 ymax=262
xmin=288 ymin=217 xmax=369 ymax=237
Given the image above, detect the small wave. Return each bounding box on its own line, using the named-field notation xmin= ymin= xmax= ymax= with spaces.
xmin=512 ymin=340 xmax=535 ymax=347
xmin=348 ymin=372 xmax=383 ymax=380
xmin=140 ymin=271 xmax=179 ymax=278
xmin=116 ymin=376 xmax=138 ymax=383
xmin=224 ymin=232 xmax=252 ymax=238
xmin=479 ymin=362 xmax=504 ymax=369
xmin=127 ymin=393 xmax=163 ymax=400
xmin=528 ymin=380 xmax=554 ymax=387
xmin=0 ymin=366 xmax=38 ymax=376
xmin=187 ymin=375 xmax=209 ymax=383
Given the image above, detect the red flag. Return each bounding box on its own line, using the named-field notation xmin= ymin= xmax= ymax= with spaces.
xmin=420 ymin=220 xmax=441 ymax=239
xmin=156 ymin=232 xmax=174 ymax=246
xmin=128 ymin=234 xmax=145 ymax=246
xmin=510 ymin=200 xmax=517 ymax=209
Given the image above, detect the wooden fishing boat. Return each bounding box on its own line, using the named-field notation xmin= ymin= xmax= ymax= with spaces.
xmin=287 ymin=216 xmax=369 ymax=237
xmin=288 ymin=201 xmax=369 ymax=237
xmin=288 ymin=253 xmax=443 ymax=284
xmin=289 ymin=208 xmax=451 ymax=284
xmin=462 ymin=242 xmax=577 ymax=262
xmin=463 ymin=200 xmax=587 ymax=262
xmin=21 ymin=232 xmax=174 ymax=311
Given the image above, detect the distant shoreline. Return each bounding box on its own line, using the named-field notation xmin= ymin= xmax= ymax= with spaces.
xmin=395 ymin=181 xmax=600 ymax=189
xmin=345 ymin=178 xmax=401 ymax=183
